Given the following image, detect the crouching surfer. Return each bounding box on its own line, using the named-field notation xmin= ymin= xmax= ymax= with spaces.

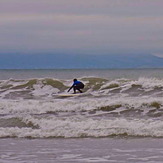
xmin=68 ymin=79 xmax=84 ymax=94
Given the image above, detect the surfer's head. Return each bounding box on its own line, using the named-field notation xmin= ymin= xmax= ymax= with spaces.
xmin=73 ymin=79 xmax=77 ymax=82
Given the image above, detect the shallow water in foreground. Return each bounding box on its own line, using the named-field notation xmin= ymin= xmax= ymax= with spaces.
xmin=0 ymin=138 xmax=163 ymax=163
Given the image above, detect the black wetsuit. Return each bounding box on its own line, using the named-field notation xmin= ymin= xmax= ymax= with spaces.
xmin=68 ymin=80 xmax=84 ymax=93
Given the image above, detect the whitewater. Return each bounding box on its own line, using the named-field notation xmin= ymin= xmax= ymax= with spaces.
xmin=0 ymin=69 xmax=163 ymax=139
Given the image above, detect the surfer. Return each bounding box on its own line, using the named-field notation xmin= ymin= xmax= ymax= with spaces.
xmin=68 ymin=79 xmax=84 ymax=94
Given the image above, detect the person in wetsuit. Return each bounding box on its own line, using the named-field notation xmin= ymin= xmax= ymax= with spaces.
xmin=68 ymin=79 xmax=84 ymax=94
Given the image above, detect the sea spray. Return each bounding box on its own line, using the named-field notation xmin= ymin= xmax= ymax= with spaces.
xmin=0 ymin=77 xmax=163 ymax=138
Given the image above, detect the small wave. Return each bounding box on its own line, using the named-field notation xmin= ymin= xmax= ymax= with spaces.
xmin=0 ymin=117 xmax=39 ymax=129
xmin=0 ymin=118 xmax=163 ymax=138
xmin=0 ymin=96 xmax=163 ymax=117
xmin=1 ymin=77 xmax=163 ymax=99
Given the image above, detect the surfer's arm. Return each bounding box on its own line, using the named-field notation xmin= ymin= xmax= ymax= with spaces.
xmin=67 ymin=85 xmax=74 ymax=92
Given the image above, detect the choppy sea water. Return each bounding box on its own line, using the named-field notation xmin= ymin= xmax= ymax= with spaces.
xmin=1 ymin=138 xmax=163 ymax=163
xmin=0 ymin=69 xmax=163 ymax=139
xmin=1 ymin=69 xmax=163 ymax=163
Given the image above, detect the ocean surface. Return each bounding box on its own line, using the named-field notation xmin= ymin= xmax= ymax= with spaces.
xmin=0 ymin=69 xmax=163 ymax=162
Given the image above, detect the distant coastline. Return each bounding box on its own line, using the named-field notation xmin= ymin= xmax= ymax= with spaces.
xmin=1 ymin=54 xmax=163 ymax=69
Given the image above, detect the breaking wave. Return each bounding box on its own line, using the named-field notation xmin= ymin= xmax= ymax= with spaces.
xmin=0 ymin=77 xmax=163 ymax=138
xmin=1 ymin=77 xmax=163 ymax=99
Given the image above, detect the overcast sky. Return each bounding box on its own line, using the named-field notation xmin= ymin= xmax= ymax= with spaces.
xmin=0 ymin=0 xmax=163 ymax=57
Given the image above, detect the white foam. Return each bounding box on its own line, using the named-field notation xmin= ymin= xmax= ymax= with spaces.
xmin=134 ymin=77 xmax=163 ymax=89
xmin=1 ymin=77 xmax=163 ymax=100
xmin=0 ymin=117 xmax=163 ymax=138
xmin=0 ymin=95 xmax=163 ymax=115
xmin=32 ymin=84 xmax=59 ymax=97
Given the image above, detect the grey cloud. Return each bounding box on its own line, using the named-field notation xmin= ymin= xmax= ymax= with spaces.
xmin=1 ymin=0 xmax=163 ymax=16
xmin=0 ymin=0 xmax=163 ymax=55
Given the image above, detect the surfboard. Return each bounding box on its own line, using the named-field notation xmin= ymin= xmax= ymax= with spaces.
xmin=58 ymin=93 xmax=80 ymax=97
